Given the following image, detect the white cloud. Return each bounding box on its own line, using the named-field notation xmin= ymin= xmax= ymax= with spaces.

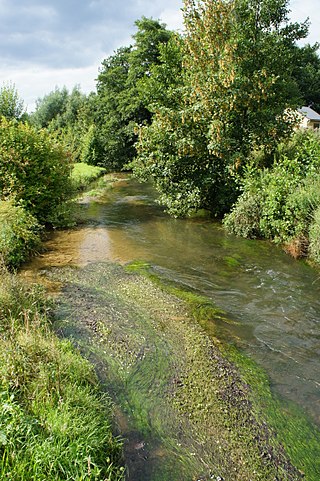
xmin=0 ymin=0 xmax=317 ymax=113
xmin=0 ymin=65 xmax=98 ymax=112
xmin=290 ymin=0 xmax=320 ymax=45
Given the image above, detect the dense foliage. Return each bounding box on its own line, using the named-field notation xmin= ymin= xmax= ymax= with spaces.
xmin=224 ymin=130 xmax=320 ymax=258
xmin=0 ymin=200 xmax=41 ymax=268
xmin=30 ymin=86 xmax=95 ymax=163
xmin=293 ymin=43 xmax=320 ymax=113
xmin=130 ymin=0 xmax=309 ymax=217
xmin=0 ymin=117 xmax=72 ymax=226
xmin=93 ymin=17 xmax=173 ymax=170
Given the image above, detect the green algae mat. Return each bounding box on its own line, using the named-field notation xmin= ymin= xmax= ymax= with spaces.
xmin=47 ymin=260 xmax=320 ymax=481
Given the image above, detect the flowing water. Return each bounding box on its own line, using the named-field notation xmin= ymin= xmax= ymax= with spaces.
xmin=22 ymin=174 xmax=320 ymax=478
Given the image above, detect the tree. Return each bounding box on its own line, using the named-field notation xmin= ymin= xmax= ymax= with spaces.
xmin=30 ymin=86 xmax=69 ymax=128
xmin=0 ymin=83 xmax=25 ymax=120
xmin=292 ymin=43 xmax=320 ymax=113
xmin=30 ymin=86 xmax=93 ymax=163
xmin=132 ymin=0 xmax=308 ymax=217
xmin=93 ymin=17 xmax=173 ymax=169
xmin=183 ymin=0 xmax=307 ymax=164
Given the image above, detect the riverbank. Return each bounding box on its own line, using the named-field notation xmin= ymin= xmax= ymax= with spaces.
xmin=0 ymin=265 xmax=125 ymax=480
xmin=0 ymin=166 xmax=126 ymax=479
xmin=42 ymin=258 xmax=319 ymax=481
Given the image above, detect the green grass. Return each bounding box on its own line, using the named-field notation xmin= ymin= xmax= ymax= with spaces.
xmin=71 ymin=163 xmax=107 ymax=191
xmin=0 ymin=266 xmax=124 ymax=480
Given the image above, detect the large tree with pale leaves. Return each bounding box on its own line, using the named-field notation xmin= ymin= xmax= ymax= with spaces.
xmin=131 ymin=0 xmax=309 ymax=217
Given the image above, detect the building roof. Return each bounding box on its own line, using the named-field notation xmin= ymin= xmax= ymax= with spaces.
xmin=298 ymin=106 xmax=320 ymax=121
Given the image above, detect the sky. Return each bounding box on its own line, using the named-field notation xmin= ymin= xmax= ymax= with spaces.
xmin=0 ymin=0 xmax=318 ymax=112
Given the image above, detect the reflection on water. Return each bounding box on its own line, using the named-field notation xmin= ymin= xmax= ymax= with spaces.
xmin=22 ymin=174 xmax=320 ymax=426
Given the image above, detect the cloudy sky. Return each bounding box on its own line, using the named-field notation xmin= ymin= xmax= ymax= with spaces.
xmin=0 ymin=0 xmax=318 ymax=112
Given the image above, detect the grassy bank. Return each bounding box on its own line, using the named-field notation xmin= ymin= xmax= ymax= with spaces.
xmin=0 ymin=266 xmax=124 ymax=480
xmin=71 ymin=163 xmax=107 ymax=191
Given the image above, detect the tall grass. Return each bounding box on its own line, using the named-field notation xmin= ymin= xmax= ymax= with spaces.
xmin=0 ymin=266 xmax=124 ymax=480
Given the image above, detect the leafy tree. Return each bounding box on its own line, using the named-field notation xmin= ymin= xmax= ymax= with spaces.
xmin=0 ymin=83 xmax=25 ymax=120
xmin=93 ymin=17 xmax=173 ymax=169
xmin=94 ymin=46 xmax=134 ymax=169
xmin=132 ymin=0 xmax=308 ymax=217
xmin=30 ymin=86 xmax=69 ymax=129
xmin=293 ymin=43 xmax=320 ymax=113
xmin=30 ymin=86 xmax=93 ymax=162
xmin=183 ymin=0 xmax=307 ymax=164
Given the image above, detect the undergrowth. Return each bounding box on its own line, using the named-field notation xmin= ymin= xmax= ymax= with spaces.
xmin=224 ymin=129 xmax=320 ymax=262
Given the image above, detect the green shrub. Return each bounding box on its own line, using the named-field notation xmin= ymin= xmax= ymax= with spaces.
xmin=0 ymin=117 xmax=73 ymax=226
xmin=224 ymin=130 xmax=320 ymax=257
xmin=223 ymin=191 xmax=262 ymax=238
xmin=0 ymin=200 xmax=41 ymax=268
xmin=309 ymin=206 xmax=320 ymax=264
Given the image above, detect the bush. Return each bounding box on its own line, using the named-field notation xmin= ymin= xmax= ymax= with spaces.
xmin=0 ymin=200 xmax=41 ymax=268
xmin=224 ymin=130 xmax=320 ymax=259
xmin=223 ymin=191 xmax=262 ymax=238
xmin=309 ymin=206 xmax=320 ymax=264
xmin=0 ymin=117 xmax=73 ymax=226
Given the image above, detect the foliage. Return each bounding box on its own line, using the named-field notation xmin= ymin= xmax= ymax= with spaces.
xmin=30 ymin=86 xmax=95 ymax=163
xmin=131 ymin=0 xmax=307 ymax=217
xmin=292 ymin=43 xmax=320 ymax=113
xmin=224 ymin=130 xmax=320 ymax=257
xmin=130 ymin=36 xmax=235 ymax=217
xmin=0 ymin=267 xmax=124 ymax=480
xmin=308 ymin=206 xmax=320 ymax=264
xmin=93 ymin=18 xmax=173 ymax=170
xmin=0 ymin=83 xmax=25 ymax=120
xmin=0 ymin=117 xmax=73 ymax=226
xmin=0 ymin=200 xmax=41 ymax=268
xmin=30 ymin=86 xmax=70 ymax=129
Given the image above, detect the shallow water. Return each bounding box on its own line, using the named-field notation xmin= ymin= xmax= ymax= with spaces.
xmin=22 ymin=174 xmax=320 ymax=429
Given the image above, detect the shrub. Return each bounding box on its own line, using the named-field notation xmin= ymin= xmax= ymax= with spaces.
xmin=0 ymin=200 xmax=41 ymax=268
xmin=224 ymin=130 xmax=320 ymax=258
xmin=309 ymin=206 xmax=320 ymax=264
xmin=223 ymin=191 xmax=262 ymax=238
xmin=0 ymin=117 xmax=73 ymax=226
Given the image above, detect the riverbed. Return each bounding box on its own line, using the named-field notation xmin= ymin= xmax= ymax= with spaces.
xmin=21 ymin=174 xmax=320 ymax=480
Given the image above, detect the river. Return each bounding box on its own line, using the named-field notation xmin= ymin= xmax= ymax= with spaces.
xmin=22 ymin=173 xmax=320 ymax=479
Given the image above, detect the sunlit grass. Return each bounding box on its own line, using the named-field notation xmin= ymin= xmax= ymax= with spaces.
xmin=0 ymin=266 xmax=124 ymax=480
xmin=71 ymin=163 xmax=107 ymax=191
